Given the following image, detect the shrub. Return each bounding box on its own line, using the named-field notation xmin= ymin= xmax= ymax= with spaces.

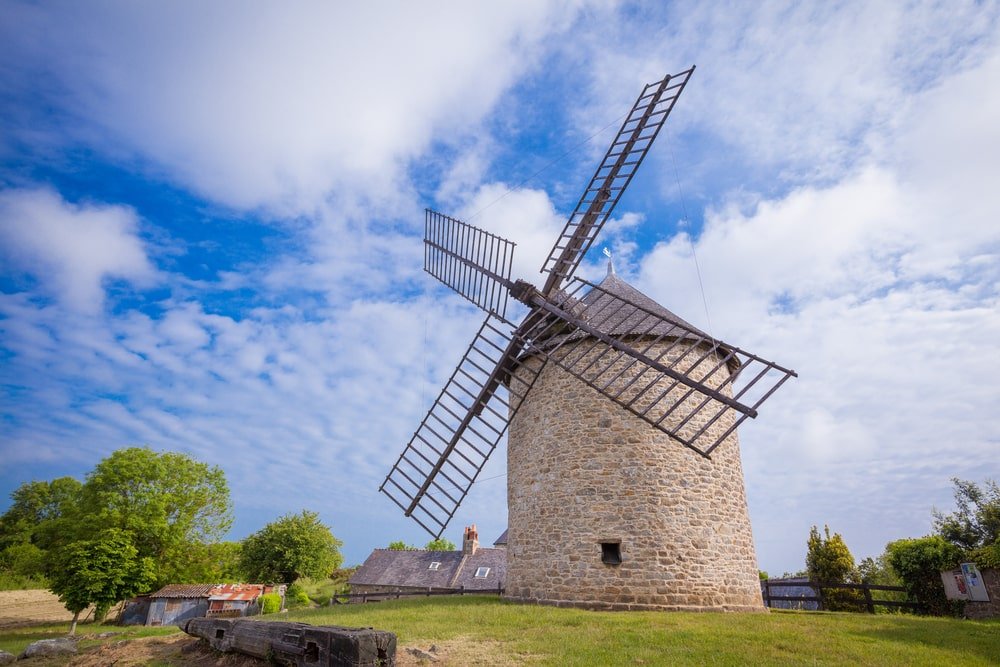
xmin=806 ymin=525 xmax=863 ymax=611
xmin=885 ymin=536 xmax=962 ymax=616
xmin=259 ymin=592 xmax=282 ymax=614
xmin=285 ymin=583 xmax=311 ymax=607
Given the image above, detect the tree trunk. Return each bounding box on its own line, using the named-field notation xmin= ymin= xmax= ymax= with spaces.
xmin=69 ymin=610 xmax=80 ymax=636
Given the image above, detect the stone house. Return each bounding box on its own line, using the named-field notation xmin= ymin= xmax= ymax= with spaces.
xmin=349 ymin=526 xmax=505 ymax=598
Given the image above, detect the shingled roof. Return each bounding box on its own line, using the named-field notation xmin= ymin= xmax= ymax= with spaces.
xmin=349 ymin=547 xmax=506 ymax=591
xmin=149 ymin=583 xmax=214 ymax=598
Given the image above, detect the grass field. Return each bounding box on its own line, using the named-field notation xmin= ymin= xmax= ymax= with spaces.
xmin=1 ymin=594 xmax=998 ymax=665
xmin=283 ymin=595 xmax=1000 ymax=666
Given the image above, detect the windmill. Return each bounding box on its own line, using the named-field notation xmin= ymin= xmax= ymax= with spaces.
xmin=381 ymin=67 xmax=797 ymax=610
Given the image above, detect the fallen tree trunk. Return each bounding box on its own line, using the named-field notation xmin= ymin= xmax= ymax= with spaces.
xmin=182 ymin=617 xmax=395 ymax=666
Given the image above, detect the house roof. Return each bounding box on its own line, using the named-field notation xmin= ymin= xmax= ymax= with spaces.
xmin=207 ymin=584 xmax=265 ymax=602
xmin=493 ymin=529 xmax=508 ymax=546
xmin=348 ymin=547 xmax=507 ymax=590
xmin=149 ymin=584 xmax=214 ymax=599
xmin=450 ymin=549 xmax=506 ymax=591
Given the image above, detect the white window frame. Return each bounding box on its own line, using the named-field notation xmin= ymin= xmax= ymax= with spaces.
xmin=474 ymin=567 xmax=490 ymax=578
xmin=428 ymin=562 xmax=441 ymax=570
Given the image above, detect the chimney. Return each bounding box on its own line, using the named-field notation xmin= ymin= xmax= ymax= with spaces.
xmin=462 ymin=524 xmax=479 ymax=555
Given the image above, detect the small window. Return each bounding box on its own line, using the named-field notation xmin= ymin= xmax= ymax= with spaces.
xmin=428 ymin=562 xmax=441 ymax=570
xmin=601 ymin=542 xmax=622 ymax=565
xmin=474 ymin=567 xmax=490 ymax=578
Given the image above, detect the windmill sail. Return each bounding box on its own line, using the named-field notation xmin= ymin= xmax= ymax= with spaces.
xmin=379 ymin=314 xmax=542 ymax=537
xmin=515 ymin=276 xmax=797 ymax=457
xmin=424 ymin=209 xmax=517 ymax=318
xmin=541 ymin=66 xmax=694 ymax=293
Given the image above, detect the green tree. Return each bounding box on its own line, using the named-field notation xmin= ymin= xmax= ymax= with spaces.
xmin=240 ymin=511 xmax=343 ymax=584
xmin=933 ymin=478 xmax=1000 ymax=567
xmin=885 ymin=536 xmax=961 ymax=615
xmin=48 ymin=530 xmax=155 ymax=634
xmin=387 ymin=541 xmax=417 ymax=551
xmin=806 ymin=525 xmax=862 ymax=611
xmin=77 ymin=447 xmax=232 ymax=585
xmin=0 ymin=477 xmax=82 ymax=551
xmin=424 ymin=538 xmax=457 ymax=551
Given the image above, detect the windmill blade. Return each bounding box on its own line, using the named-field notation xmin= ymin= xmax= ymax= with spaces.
xmin=517 ymin=277 xmax=796 ymax=457
xmin=424 ymin=209 xmax=517 ymax=317
xmin=380 ymin=314 xmax=543 ymax=538
xmin=540 ymin=67 xmax=695 ymax=294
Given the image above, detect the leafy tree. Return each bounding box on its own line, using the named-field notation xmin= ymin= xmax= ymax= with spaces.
xmin=933 ymin=478 xmax=1000 ymax=567
xmin=48 ymin=530 xmax=155 ymax=634
xmin=387 ymin=541 xmax=417 ymax=551
xmin=77 ymin=447 xmax=232 ymax=585
xmin=885 ymin=536 xmax=961 ymax=615
xmin=806 ymin=525 xmax=862 ymax=611
xmin=170 ymin=541 xmax=244 ymax=583
xmin=858 ymin=552 xmax=907 ymax=613
xmin=0 ymin=477 xmax=82 ymax=551
xmin=424 ymin=538 xmax=457 ymax=551
xmin=240 ymin=510 xmax=343 ymax=584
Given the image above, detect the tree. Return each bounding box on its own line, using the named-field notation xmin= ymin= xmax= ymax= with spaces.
xmin=48 ymin=530 xmax=155 ymax=634
xmin=806 ymin=525 xmax=861 ymax=611
xmin=933 ymin=478 xmax=1000 ymax=566
xmin=240 ymin=511 xmax=343 ymax=584
xmin=424 ymin=538 xmax=456 ymax=551
xmin=0 ymin=477 xmax=82 ymax=551
xmin=885 ymin=536 xmax=961 ymax=615
xmin=387 ymin=541 xmax=417 ymax=551
xmin=77 ymin=447 xmax=233 ymax=585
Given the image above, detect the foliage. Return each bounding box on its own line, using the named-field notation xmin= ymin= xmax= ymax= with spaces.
xmin=286 ymin=583 xmax=312 ymax=607
xmin=169 ymin=541 xmax=244 ymax=584
xmin=388 ymin=540 xmax=417 ymax=551
xmin=424 ymin=538 xmax=457 ymax=551
xmin=280 ymin=596 xmax=1000 ymax=666
xmin=0 ymin=570 xmax=48 ymax=591
xmin=933 ymin=478 xmax=1000 ymax=551
xmin=0 ymin=478 xmax=82 ymax=549
xmin=758 ymin=570 xmax=769 ymax=581
xmin=806 ymin=525 xmax=862 ymax=611
xmin=240 ymin=510 xmax=343 ymax=584
xmin=47 ymin=529 xmax=156 ymax=633
xmin=857 ymin=552 xmax=908 ymax=613
xmin=77 ymin=447 xmax=232 ymax=585
xmin=0 ymin=622 xmax=178 ymax=658
xmin=0 ymin=542 xmax=47 ymax=580
xmin=295 ymin=571 xmax=357 ymax=606
xmin=259 ymin=592 xmax=282 ymax=614
xmin=886 ymin=536 xmax=962 ymax=616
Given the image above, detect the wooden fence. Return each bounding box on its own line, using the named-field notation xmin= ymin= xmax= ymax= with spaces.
xmin=761 ymin=580 xmax=920 ymax=613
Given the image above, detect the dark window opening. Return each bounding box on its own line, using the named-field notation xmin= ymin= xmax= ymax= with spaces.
xmin=601 ymin=542 xmax=622 ymax=565
xmin=215 ymin=629 xmax=225 ymax=639
xmin=304 ymin=641 xmax=319 ymax=663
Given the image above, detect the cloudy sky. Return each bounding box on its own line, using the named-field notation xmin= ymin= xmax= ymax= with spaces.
xmin=1 ymin=1 xmax=998 ymax=574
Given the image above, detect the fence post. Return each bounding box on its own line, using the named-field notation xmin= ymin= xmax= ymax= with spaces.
xmin=863 ymin=583 xmax=874 ymax=614
xmin=814 ymin=582 xmax=824 ymax=611
xmin=762 ymin=580 xmax=771 ymax=608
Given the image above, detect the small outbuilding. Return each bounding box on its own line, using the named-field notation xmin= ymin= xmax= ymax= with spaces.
xmin=145 ymin=583 xmax=284 ymax=626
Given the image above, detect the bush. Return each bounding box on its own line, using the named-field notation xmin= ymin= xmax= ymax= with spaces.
xmin=285 ymin=583 xmax=311 ymax=608
xmin=259 ymin=592 xmax=282 ymax=614
xmin=885 ymin=536 xmax=962 ymax=616
xmin=806 ymin=525 xmax=863 ymax=611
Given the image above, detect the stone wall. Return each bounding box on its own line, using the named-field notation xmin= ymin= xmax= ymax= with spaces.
xmin=965 ymin=568 xmax=1000 ymax=619
xmin=505 ymin=339 xmax=765 ymax=611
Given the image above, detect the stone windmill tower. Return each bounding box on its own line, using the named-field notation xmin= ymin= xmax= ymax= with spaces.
xmin=381 ymin=67 xmax=795 ymax=611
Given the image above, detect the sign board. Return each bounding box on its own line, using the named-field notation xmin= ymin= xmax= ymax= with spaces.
xmin=961 ymin=562 xmax=990 ymax=602
xmin=940 ymin=568 xmax=970 ymax=600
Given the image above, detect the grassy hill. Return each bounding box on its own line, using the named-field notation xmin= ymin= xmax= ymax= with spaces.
xmin=283 ymin=595 xmax=999 ymax=666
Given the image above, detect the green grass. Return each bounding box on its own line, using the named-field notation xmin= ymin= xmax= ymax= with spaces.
xmin=0 ymin=622 xmax=178 ymax=657
xmin=278 ymin=595 xmax=1000 ymax=666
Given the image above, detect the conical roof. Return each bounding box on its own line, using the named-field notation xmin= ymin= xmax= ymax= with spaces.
xmin=580 ymin=271 xmax=711 ymax=342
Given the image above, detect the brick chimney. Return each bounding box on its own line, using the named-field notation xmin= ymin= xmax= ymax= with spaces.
xmin=462 ymin=524 xmax=479 ymax=555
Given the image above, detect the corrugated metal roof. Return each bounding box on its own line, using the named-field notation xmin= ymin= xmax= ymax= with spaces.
xmin=149 ymin=584 xmax=214 ymax=599
xmin=207 ymin=584 xmax=265 ymax=601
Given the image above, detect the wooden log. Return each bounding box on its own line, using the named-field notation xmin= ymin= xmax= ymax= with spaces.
xmin=182 ymin=617 xmax=396 ymax=666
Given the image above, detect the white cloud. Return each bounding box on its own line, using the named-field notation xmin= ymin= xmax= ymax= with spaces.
xmin=2 ymin=1 xmax=588 ymax=215
xmin=0 ymin=188 xmax=156 ymax=312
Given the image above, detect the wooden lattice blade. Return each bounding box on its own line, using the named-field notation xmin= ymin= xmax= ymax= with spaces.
xmin=380 ymin=314 xmax=542 ymax=538
xmin=540 ymin=67 xmax=694 ymax=294
xmin=517 ymin=276 xmax=796 ymax=457
xmin=424 ymin=209 xmax=516 ymax=318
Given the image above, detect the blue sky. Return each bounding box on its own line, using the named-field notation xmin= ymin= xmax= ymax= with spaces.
xmin=1 ymin=1 xmax=999 ymax=575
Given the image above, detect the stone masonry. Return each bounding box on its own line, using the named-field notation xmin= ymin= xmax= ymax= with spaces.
xmin=505 ymin=332 xmax=766 ymax=612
